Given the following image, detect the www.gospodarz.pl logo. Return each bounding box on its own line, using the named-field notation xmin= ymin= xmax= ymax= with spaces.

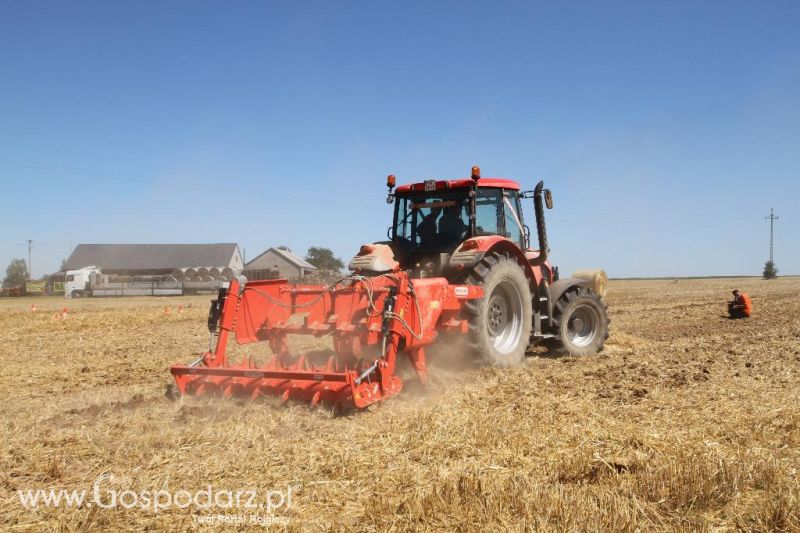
xmin=17 ymin=473 xmax=297 ymax=514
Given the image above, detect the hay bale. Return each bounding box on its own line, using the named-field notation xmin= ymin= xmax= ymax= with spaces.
xmin=572 ymin=269 xmax=608 ymax=298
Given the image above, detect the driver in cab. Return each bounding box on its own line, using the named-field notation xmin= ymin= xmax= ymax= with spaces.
xmin=438 ymin=204 xmax=466 ymax=247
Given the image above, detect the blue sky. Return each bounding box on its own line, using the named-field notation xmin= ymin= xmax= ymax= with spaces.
xmin=1 ymin=1 xmax=798 ymax=278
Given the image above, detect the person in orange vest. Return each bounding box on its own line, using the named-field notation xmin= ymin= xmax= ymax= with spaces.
xmin=728 ymin=289 xmax=752 ymax=318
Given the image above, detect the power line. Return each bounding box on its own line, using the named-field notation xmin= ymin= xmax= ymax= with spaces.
xmin=765 ymin=208 xmax=779 ymax=263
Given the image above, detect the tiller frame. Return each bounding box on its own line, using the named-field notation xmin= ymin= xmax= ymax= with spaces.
xmin=170 ymin=274 xmax=482 ymax=409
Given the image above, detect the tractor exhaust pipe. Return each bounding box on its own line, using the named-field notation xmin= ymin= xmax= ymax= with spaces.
xmin=530 ymin=180 xmax=549 ymax=266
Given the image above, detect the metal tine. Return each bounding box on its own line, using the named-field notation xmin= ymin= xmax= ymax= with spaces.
xmin=249 ymin=384 xmax=263 ymax=401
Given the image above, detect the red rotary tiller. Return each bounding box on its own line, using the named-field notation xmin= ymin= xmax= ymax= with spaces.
xmin=170 ymin=273 xmax=482 ymax=409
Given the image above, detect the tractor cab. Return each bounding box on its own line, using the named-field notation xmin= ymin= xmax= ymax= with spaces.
xmin=392 ymin=179 xmax=526 ymax=250
xmin=382 ymin=169 xmax=537 ymax=278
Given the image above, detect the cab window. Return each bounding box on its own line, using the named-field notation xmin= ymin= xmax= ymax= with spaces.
xmin=474 ymin=189 xmax=501 ymax=236
xmin=394 ymin=188 xmax=502 ymax=249
xmin=502 ymin=190 xmax=524 ymax=246
xmin=394 ymin=192 xmax=469 ymax=249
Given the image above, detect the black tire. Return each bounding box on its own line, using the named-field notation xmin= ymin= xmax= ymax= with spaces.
xmin=550 ymin=286 xmax=609 ymax=356
xmin=464 ymin=253 xmax=533 ymax=367
xmin=72 ymin=291 xmax=82 ymax=299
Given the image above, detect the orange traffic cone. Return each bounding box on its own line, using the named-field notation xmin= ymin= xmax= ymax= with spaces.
xmin=31 ymin=304 xmax=37 ymax=312
xmin=178 ymin=304 xmax=184 ymax=314
xmin=62 ymin=308 xmax=68 ymax=319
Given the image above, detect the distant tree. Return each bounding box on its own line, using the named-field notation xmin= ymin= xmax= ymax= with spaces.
xmin=59 ymin=258 xmax=68 ymax=272
xmin=276 ymin=245 xmax=292 ymax=252
xmin=3 ymin=258 xmax=28 ymax=288
xmin=305 ymin=246 xmax=344 ymax=272
xmin=763 ymin=260 xmax=778 ymax=280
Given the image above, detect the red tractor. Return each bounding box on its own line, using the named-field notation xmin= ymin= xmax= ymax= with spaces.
xmin=170 ymin=167 xmax=609 ymax=409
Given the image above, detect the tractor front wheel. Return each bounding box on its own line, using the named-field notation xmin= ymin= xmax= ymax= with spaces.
xmin=464 ymin=253 xmax=532 ymax=367
xmin=550 ymin=287 xmax=609 ymax=356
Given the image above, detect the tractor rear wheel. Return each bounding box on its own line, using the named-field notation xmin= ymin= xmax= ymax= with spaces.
xmin=464 ymin=253 xmax=532 ymax=367
xmin=549 ymin=286 xmax=608 ymax=356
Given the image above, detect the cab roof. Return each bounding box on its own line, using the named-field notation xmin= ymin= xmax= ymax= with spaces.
xmin=395 ymin=178 xmax=520 ymax=194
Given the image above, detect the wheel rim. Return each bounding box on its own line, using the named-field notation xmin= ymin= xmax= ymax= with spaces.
xmin=566 ymin=304 xmax=600 ymax=348
xmin=486 ymin=279 xmax=523 ymax=355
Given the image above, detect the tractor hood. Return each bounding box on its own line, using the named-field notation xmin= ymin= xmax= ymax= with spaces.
xmin=348 ymin=243 xmax=399 ymax=273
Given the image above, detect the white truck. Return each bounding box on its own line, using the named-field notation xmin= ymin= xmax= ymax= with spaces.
xmin=64 ymin=267 xmax=221 ymax=298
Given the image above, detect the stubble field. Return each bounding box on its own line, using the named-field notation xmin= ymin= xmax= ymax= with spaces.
xmin=1 ymin=277 xmax=799 ymax=531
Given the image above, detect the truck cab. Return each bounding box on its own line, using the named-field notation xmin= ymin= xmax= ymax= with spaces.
xmin=64 ymin=266 xmax=99 ymax=298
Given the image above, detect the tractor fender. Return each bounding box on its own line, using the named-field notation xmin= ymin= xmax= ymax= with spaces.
xmin=448 ymin=235 xmax=536 ymax=281
xmin=549 ymin=277 xmax=591 ymax=305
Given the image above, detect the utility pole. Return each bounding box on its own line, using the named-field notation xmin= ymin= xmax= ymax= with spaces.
xmin=17 ymin=239 xmax=33 ymax=279
xmin=765 ymin=208 xmax=779 ymax=263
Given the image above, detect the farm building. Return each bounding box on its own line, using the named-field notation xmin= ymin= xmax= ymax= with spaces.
xmin=62 ymin=243 xmax=244 ymax=277
xmin=244 ymin=247 xmax=317 ymax=280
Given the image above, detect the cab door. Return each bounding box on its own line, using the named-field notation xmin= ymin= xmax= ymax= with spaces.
xmin=501 ymin=189 xmax=526 ymax=249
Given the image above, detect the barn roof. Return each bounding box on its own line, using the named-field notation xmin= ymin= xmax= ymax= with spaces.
xmin=63 ymin=243 xmax=240 ymax=271
xmin=245 ymin=247 xmax=317 ymax=270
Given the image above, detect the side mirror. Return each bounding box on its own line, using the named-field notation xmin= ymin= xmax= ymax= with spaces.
xmin=544 ymin=189 xmax=553 ymax=209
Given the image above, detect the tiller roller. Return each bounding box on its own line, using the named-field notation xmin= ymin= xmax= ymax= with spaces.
xmin=170 ymin=273 xmax=482 ymax=409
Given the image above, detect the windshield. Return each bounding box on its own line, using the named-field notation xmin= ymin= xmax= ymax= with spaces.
xmin=393 ymin=189 xmax=503 ymax=251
